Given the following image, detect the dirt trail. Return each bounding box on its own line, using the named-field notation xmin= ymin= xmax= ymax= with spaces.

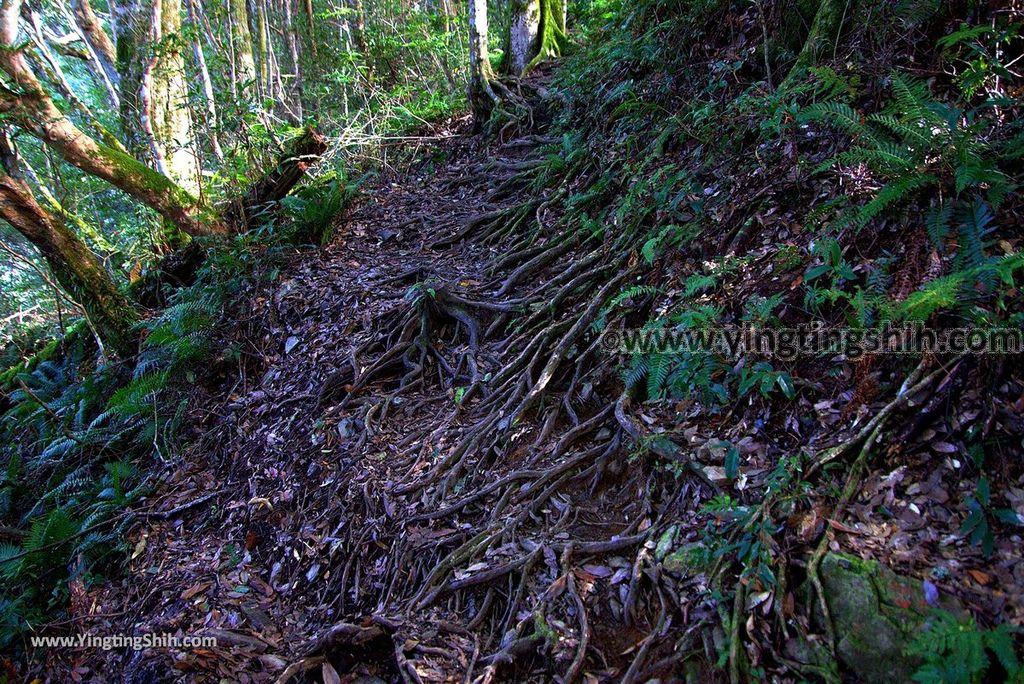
xmin=45 ymin=108 xmax=669 ymax=683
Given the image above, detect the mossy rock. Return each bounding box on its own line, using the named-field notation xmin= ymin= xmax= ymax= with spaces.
xmin=816 ymin=552 xmax=963 ymax=684
xmin=663 ymin=542 xmax=712 ymax=575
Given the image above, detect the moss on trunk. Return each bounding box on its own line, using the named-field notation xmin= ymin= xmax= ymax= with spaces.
xmin=780 ymin=0 xmax=851 ymax=89
xmin=503 ymin=0 xmax=569 ymax=76
xmin=230 ymin=0 xmax=258 ymax=96
xmin=468 ymin=0 xmax=497 ymax=129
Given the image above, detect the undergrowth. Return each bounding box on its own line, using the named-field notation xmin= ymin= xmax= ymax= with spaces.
xmin=536 ymin=0 xmax=1023 ymax=678
xmin=0 ymin=172 xmax=357 ymax=650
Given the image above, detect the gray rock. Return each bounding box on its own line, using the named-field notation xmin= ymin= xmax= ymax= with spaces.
xmin=816 ymin=552 xmax=963 ymax=684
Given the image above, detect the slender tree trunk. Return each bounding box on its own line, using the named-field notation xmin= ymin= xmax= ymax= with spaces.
xmin=23 ymin=8 xmax=104 ymax=129
xmin=439 ymin=0 xmax=453 ymax=33
xmin=283 ymin=0 xmax=304 ymax=120
xmin=69 ymin=0 xmax=120 ymax=107
xmin=225 ymin=0 xmax=239 ymax=98
xmin=0 ymin=136 xmax=138 ymax=355
xmin=467 ymin=0 xmax=496 ymax=129
xmin=353 ymin=0 xmax=372 ymax=86
xmin=255 ymin=0 xmax=270 ymax=96
xmin=303 ymin=0 xmax=315 ymax=55
xmin=15 ymin=142 xmax=118 ymax=255
xmin=185 ymin=0 xmax=224 ymax=160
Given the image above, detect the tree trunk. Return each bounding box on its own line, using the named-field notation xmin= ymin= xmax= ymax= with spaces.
xmin=147 ymin=0 xmax=202 ymax=192
xmin=283 ymin=0 xmax=304 ymax=120
xmin=23 ymin=7 xmax=105 ymax=132
xmin=113 ymin=0 xmax=201 ymax=193
xmin=0 ymin=0 xmax=227 ymax=236
xmin=228 ymin=127 xmax=327 ymax=223
xmin=69 ymin=0 xmax=121 ymax=107
xmin=255 ymin=0 xmax=270 ymax=96
xmin=780 ymin=0 xmax=851 ymax=89
xmin=16 ymin=144 xmax=119 ymax=255
xmin=467 ymin=0 xmax=496 ymax=129
xmin=502 ymin=0 xmax=567 ymax=75
xmin=229 ymin=0 xmax=258 ymax=97
xmin=353 ymin=0 xmax=372 ymax=86
xmin=112 ymin=0 xmax=151 ymax=156
xmin=185 ymin=0 xmax=224 ymax=160
xmin=504 ymin=0 xmax=538 ymax=75
xmin=302 ymin=0 xmax=315 ymax=55
xmin=0 ymin=137 xmax=138 ymax=355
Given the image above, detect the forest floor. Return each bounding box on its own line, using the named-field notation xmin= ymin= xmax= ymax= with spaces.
xmin=44 ymin=112 xmax=629 ymax=683
xmin=33 ymin=86 xmax=1024 ymax=683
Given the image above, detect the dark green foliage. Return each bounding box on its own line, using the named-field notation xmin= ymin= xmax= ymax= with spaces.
xmin=907 ymin=610 xmax=1022 ymax=684
xmin=800 ymin=72 xmax=1013 ymax=232
xmin=280 ymin=171 xmax=359 ymax=245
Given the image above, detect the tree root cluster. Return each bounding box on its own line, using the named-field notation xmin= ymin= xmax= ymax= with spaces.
xmin=289 ymin=139 xmax=721 ymax=681
xmin=287 ymin=121 xmax=967 ymax=683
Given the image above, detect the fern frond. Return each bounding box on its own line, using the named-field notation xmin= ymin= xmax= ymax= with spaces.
xmin=926 ymin=202 xmax=953 ymax=251
xmin=798 ymin=101 xmax=868 ymax=138
xmin=857 ymin=173 xmax=937 ymax=228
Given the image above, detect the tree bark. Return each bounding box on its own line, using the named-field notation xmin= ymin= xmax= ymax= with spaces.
xmin=353 ymin=0 xmax=372 ymax=86
xmin=112 ymin=0 xmax=151 ymax=156
xmin=502 ymin=0 xmax=567 ymax=75
xmin=228 ymin=127 xmax=327 ymax=222
xmin=302 ymin=0 xmax=315 ymax=55
xmin=229 ymin=0 xmax=258 ymax=97
xmin=113 ymin=0 xmax=201 ymax=193
xmin=185 ymin=0 xmax=224 ymax=160
xmin=69 ymin=0 xmax=121 ymax=106
xmin=255 ymin=0 xmax=270 ymax=96
xmin=283 ymin=0 xmax=304 ymax=120
xmin=0 ymin=136 xmax=138 ymax=355
xmin=467 ymin=0 xmax=496 ymax=129
xmin=147 ymin=0 xmax=202 ymax=192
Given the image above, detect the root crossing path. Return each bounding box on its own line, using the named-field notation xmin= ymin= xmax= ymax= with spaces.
xmin=53 ymin=116 xmax=711 ymax=684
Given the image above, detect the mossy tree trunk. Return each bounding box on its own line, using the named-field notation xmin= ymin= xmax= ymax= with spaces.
xmin=148 ymin=0 xmax=202 ymax=193
xmin=113 ymin=0 xmax=151 ymax=156
xmin=114 ymin=0 xmax=202 ymax=194
xmin=229 ymin=0 xmax=258 ymax=98
xmin=467 ymin=0 xmax=497 ymax=129
xmin=502 ymin=0 xmax=567 ymax=76
xmin=0 ymin=0 xmax=227 ymax=237
xmin=780 ymin=0 xmax=851 ymax=89
xmin=0 ymin=139 xmax=139 ymax=356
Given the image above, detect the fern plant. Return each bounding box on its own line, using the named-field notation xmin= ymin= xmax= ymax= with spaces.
xmin=800 ymin=71 xmax=1013 ymax=230
xmin=907 ymin=610 xmax=1022 ymax=684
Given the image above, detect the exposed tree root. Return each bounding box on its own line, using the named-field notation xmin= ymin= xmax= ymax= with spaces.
xmin=301 ymin=116 xmax=730 ymax=682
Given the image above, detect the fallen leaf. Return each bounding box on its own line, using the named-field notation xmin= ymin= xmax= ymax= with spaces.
xmin=322 ymin=661 xmax=341 ymax=684
xmin=181 ymin=581 xmax=212 ymax=600
xmin=967 ymin=569 xmax=991 ymax=586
